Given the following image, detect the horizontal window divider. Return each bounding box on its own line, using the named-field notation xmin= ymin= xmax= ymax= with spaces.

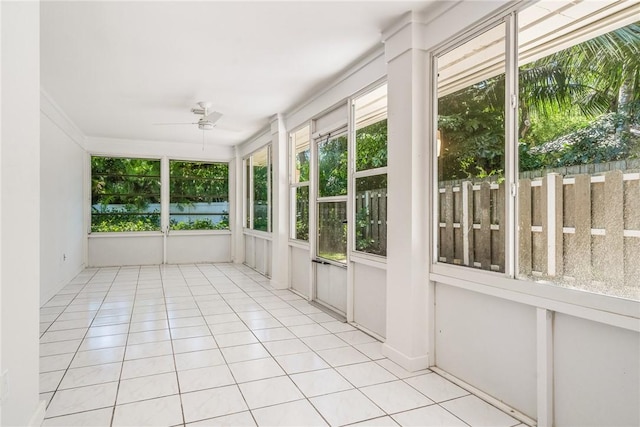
xmin=350 ymin=253 xmax=387 ymax=268
xmin=288 ymin=239 xmax=310 ymax=250
xmin=353 ymin=167 xmax=388 ymax=179
xmin=430 ymin=264 xmax=640 ymax=328
xmin=88 ymin=231 xmax=163 ymax=238
xmin=317 ymin=196 xmax=348 ymax=203
xmin=289 ymin=182 xmax=310 ymax=188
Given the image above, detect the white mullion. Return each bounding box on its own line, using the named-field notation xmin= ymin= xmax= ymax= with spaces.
xmin=267 ymin=145 xmax=272 ymax=233
xmin=505 ymin=12 xmax=518 ymax=279
xmin=248 ymin=156 xmax=254 ymax=230
xmin=353 ymin=166 xmax=388 ymax=179
xmin=161 ymin=156 xmax=170 ymax=264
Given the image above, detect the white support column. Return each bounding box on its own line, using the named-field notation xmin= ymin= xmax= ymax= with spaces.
xmin=161 ymin=156 xmax=169 ymax=264
xmin=381 ymin=13 xmax=433 ymax=371
xmin=1 ymin=1 xmax=44 ymax=425
xmin=270 ymin=114 xmax=289 ymax=289
xmin=231 ymin=146 xmax=245 ymax=264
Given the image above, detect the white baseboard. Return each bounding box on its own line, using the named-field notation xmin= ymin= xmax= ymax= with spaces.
xmin=381 ymin=343 xmax=430 ymax=372
xmin=28 ymin=400 xmax=47 ymax=427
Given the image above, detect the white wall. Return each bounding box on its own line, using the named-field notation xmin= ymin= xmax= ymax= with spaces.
xmin=0 ymin=1 xmax=44 ymax=425
xmin=40 ymin=93 xmax=86 ymax=305
xmin=435 ymin=284 xmax=537 ymax=418
xmin=553 ymin=314 xmax=639 ymax=427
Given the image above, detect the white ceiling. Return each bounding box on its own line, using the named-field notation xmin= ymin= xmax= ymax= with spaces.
xmin=41 ymin=1 xmax=434 ymax=147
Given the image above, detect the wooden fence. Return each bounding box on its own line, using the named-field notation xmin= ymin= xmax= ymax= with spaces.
xmin=355 ymin=189 xmax=387 ymax=255
xmin=439 ymin=169 xmax=640 ymax=291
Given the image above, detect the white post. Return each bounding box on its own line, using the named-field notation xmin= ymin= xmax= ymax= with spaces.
xmin=1 ymin=1 xmax=42 ymax=424
xmin=270 ymin=114 xmax=289 ymax=289
xmin=381 ymin=13 xmax=432 ymax=371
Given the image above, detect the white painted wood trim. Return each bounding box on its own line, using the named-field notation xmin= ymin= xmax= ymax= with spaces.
xmin=536 ymin=308 xmax=554 ymax=427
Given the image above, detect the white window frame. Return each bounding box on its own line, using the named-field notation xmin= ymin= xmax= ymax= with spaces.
xmin=350 ymin=80 xmax=389 ymax=263
xmin=244 ymin=144 xmax=272 ymax=233
xmin=429 ymin=3 xmax=640 ymax=323
xmin=289 ymin=123 xmax=311 ymax=243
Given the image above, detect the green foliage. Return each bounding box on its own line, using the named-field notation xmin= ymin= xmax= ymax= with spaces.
xmin=524 ymin=112 xmax=639 ymax=169
xmin=318 ymin=135 xmax=348 ymax=197
xmin=438 ymin=22 xmax=640 ymax=180
xmin=170 ymin=161 xmax=229 ymax=204
xmin=91 ymin=157 xmax=161 ymax=208
xmin=356 ymin=120 xmax=387 ymax=170
xmin=91 ymin=206 xmax=160 ymax=232
xmin=438 ymin=75 xmax=505 ymax=180
xmin=170 ymin=216 xmax=229 ymax=230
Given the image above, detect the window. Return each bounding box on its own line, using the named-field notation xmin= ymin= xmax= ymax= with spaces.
xmin=317 ymin=130 xmax=348 ymax=263
xmin=434 ymin=2 xmax=640 ymax=301
xmin=91 ymin=156 xmax=161 ymax=232
xmin=245 ymin=145 xmax=272 ymax=232
xmin=169 ymin=161 xmax=229 ymax=230
xmin=353 ymin=84 xmax=388 ymax=257
xmin=436 ymin=23 xmax=507 ymax=271
xmin=290 ymin=125 xmax=310 ymax=241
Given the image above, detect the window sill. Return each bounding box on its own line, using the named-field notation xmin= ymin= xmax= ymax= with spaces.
xmin=88 ymin=231 xmax=163 ymax=238
xmin=168 ymin=230 xmax=231 ymax=236
xmin=430 ymin=263 xmax=640 ymax=329
xmin=243 ymin=228 xmax=272 ymax=240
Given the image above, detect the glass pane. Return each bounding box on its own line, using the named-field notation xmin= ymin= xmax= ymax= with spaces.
xmin=318 ymin=133 xmax=348 ymax=197
xmin=318 ymin=201 xmax=347 ymax=263
xmin=355 ymin=84 xmax=388 ymax=171
xmin=355 ymin=175 xmax=387 ymax=256
xmin=91 ymin=157 xmax=161 ymax=232
xmin=517 ymin=9 xmax=640 ymax=300
xmin=169 ymin=161 xmax=229 ymax=230
xmin=436 ymin=22 xmax=506 ymax=272
xmin=292 ymin=126 xmax=310 ymax=183
xmin=253 ymin=147 xmax=269 ymax=231
xmin=293 ymin=186 xmax=309 ymax=241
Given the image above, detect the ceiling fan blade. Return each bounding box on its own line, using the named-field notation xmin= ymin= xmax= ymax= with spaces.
xmin=152 ymin=122 xmax=198 ymax=126
xmin=203 ymin=111 xmax=222 ymax=124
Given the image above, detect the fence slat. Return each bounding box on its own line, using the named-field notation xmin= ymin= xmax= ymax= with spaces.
xmin=478 ymin=182 xmax=491 ymax=269
xmin=546 ymin=174 xmax=563 ymax=277
xmin=573 ymin=174 xmax=591 ymax=282
xmin=462 ymin=181 xmax=473 ymax=266
xmin=371 ymin=192 xmax=379 ymax=244
xmin=444 ymin=185 xmax=455 ymax=262
xmin=519 ymin=179 xmax=532 ymax=275
xmin=604 ymin=170 xmax=624 ymax=283
xmin=496 ymin=182 xmax=505 ymax=270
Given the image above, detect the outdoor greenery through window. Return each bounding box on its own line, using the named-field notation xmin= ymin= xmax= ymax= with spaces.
xmin=291 ymin=126 xmax=310 ymax=241
xmin=318 ymin=132 xmax=348 ymax=198
xmin=169 ymin=161 xmax=229 ymax=230
xmin=245 ymin=145 xmax=272 ymax=232
xmin=91 ymin=156 xmax=161 ymax=232
xmin=435 ymin=1 xmax=640 ymax=300
xmin=354 ymin=84 xmax=388 ymax=256
xmin=317 ymin=130 xmax=348 ymax=263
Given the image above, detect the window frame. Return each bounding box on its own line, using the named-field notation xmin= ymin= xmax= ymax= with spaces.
xmin=89 ymin=154 xmax=163 ymax=234
xmin=429 ymin=3 xmax=640 ymax=318
xmin=289 ymin=123 xmax=311 ymax=243
xmin=350 ymin=81 xmax=389 ymax=261
xmin=168 ymin=159 xmax=230 ymax=232
xmin=244 ymin=144 xmax=272 ymax=234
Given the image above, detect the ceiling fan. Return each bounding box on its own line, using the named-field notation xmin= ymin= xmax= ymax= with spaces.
xmin=154 ymin=101 xmax=223 ymax=131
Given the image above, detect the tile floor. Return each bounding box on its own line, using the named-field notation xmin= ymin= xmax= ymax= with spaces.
xmin=39 ymin=263 xmax=526 ymax=427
